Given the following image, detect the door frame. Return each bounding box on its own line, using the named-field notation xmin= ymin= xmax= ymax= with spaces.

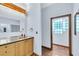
xmin=74 ymin=12 xmax=79 ymax=35
xmin=50 ymin=14 xmax=72 ymax=56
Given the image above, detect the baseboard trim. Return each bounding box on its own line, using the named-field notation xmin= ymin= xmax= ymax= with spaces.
xmin=70 ymin=53 xmax=73 ymax=56
xmin=31 ymin=52 xmax=39 ymax=56
xmin=42 ymin=46 xmax=52 ymax=50
xmin=53 ymin=44 xmax=69 ymax=48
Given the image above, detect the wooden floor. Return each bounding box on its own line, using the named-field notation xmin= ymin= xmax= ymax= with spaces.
xmin=42 ymin=44 xmax=69 ymax=56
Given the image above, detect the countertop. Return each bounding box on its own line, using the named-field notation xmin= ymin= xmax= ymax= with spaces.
xmin=0 ymin=36 xmax=34 ymax=46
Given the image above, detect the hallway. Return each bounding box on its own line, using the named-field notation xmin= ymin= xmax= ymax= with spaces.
xmin=42 ymin=44 xmax=69 ymax=56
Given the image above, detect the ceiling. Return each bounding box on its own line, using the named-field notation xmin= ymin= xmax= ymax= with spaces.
xmin=13 ymin=3 xmax=31 ymax=11
xmin=0 ymin=3 xmax=26 ymax=20
xmin=0 ymin=3 xmax=53 ymax=20
xmin=41 ymin=3 xmax=54 ymax=8
xmin=13 ymin=3 xmax=27 ymax=10
xmin=0 ymin=3 xmax=31 ymax=20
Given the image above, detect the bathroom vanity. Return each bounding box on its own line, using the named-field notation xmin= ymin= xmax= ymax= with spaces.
xmin=0 ymin=36 xmax=34 ymax=56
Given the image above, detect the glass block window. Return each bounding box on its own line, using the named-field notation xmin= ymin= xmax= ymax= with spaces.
xmin=52 ymin=17 xmax=68 ymax=34
xmin=76 ymin=15 xmax=79 ymax=32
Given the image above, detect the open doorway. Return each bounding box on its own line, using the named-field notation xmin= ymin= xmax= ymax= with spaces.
xmin=50 ymin=14 xmax=72 ymax=56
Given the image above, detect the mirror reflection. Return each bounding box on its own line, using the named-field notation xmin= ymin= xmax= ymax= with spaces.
xmin=0 ymin=23 xmax=20 ymax=33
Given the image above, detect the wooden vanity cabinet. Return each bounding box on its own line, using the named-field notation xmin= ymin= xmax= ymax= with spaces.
xmin=0 ymin=38 xmax=33 ymax=56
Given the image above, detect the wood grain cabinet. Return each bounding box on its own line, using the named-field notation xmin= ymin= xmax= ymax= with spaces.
xmin=25 ymin=39 xmax=33 ymax=56
xmin=0 ymin=45 xmax=7 ymax=56
xmin=0 ymin=38 xmax=33 ymax=56
xmin=15 ymin=41 xmax=25 ymax=56
xmin=6 ymin=43 xmax=16 ymax=56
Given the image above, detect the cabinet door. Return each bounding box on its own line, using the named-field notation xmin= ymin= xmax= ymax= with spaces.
xmin=25 ymin=39 xmax=33 ymax=56
xmin=6 ymin=43 xmax=16 ymax=56
xmin=15 ymin=41 xmax=25 ymax=56
xmin=0 ymin=45 xmax=6 ymax=56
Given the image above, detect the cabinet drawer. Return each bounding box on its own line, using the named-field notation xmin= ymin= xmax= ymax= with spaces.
xmin=0 ymin=43 xmax=16 ymax=56
xmin=0 ymin=45 xmax=8 ymax=56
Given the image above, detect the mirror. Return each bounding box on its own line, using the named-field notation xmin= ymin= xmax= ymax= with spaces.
xmin=0 ymin=20 xmax=20 ymax=33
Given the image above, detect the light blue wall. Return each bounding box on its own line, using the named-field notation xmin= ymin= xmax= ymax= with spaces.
xmin=42 ymin=3 xmax=73 ymax=48
xmin=26 ymin=3 xmax=42 ymax=55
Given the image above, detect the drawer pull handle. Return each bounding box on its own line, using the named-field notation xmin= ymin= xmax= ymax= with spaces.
xmin=5 ymin=51 xmax=7 ymax=53
xmin=5 ymin=46 xmax=7 ymax=48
